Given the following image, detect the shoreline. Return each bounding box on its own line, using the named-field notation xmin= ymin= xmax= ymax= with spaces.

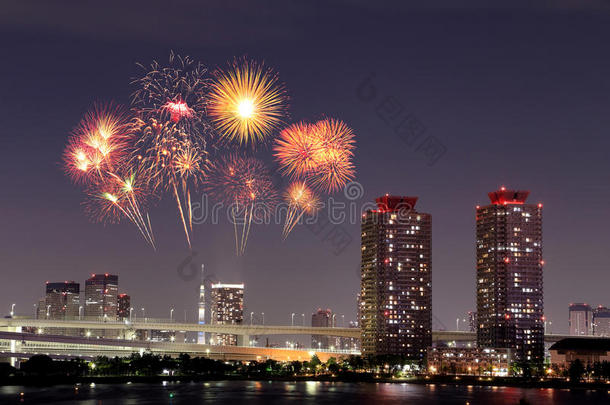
xmin=1 ymin=374 xmax=609 ymax=391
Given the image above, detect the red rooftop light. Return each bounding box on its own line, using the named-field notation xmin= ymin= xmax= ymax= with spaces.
xmin=488 ymin=188 xmax=530 ymax=205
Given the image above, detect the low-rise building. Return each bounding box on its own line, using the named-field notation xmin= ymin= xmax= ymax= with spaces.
xmin=427 ymin=347 xmax=512 ymax=376
xmin=549 ymin=338 xmax=610 ymax=369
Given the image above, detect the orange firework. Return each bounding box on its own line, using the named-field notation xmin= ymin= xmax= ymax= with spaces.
xmin=283 ymin=181 xmax=319 ymax=237
xmin=208 ymin=58 xmax=288 ymax=147
xmin=309 ymin=118 xmax=356 ymax=192
xmin=132 ymin=117 xmax=207 ymax=248
xmin=84 ymin=167 xmax=155 ymax=249
xmin=273 ymin=122 xmax=322 ymax=179
xmin=63 ymin=104 xmax=133 ymax=184
xmin=206 ymin=154 xmax=277 ymax=255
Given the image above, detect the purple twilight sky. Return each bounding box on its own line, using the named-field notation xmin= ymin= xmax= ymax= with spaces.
xmin=1 ymin=1 xmax=610 ymax=335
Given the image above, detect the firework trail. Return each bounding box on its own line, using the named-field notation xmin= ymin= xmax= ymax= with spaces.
xmin=283 ymin=181 xmax=319 ymax=238
xmin=208 ymin=58 xmax=288 ymax=147
xmin=63 ymin=104 xmax=155 ymax=248
xmin=131 ymin=52 xmax=212 ymax=248
xmin=206 ymin=154 xmax=277 ymax=255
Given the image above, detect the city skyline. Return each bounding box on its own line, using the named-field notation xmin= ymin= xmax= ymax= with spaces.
xmin=2 ymin=1 xmax=610 ymax=337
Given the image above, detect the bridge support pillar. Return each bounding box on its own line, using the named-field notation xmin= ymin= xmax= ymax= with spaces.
xmin=237 ymin=334 xmax=250 ymax=347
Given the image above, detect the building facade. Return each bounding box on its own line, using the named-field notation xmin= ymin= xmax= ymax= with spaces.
xmin=84 ymin=274 xmax=119 ymax=320
xmin=210 ymin=283 xmax=244 ymax=346
xmin=550 ymin=338 xmax=610 ymax=369
xmin=427 ymin=347 xmax=513 ymax=376
xmin=117 ymin=293 xmax=130 ymax=320
xmin=476 ymin=188 xmax=544 ymax=364
xmin=311 ymin=308 xmax=333 ymax=349
xmin=360 ymin=195 xmax=432 ymax=359
xmin=45 ymin=281 xmax=80 ymax=320
xmin=593 ymin=306 xmax=610 ymax=337
xmin=568 ymin=303 xmax=593 ymax=336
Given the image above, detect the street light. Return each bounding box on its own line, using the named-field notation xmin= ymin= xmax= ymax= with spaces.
xmin=332 ymin=314 xmax=336 ymax=327
xmin=170 ymin=308 xmax=174 ymax=322
xmin=261 ymin=312 xmax=264 ymax=325
xmin=129 ymin=307 xmax=134 ymax=322
xmin=342 ymin=314 xmax=345 ymax=327
xmin=79 ymin=306 xmax=83 ymax=320
xmin=141 ymin=308 xmax=145 ymax=320
xmin=46 ymin=305 xmax=51 ymax=319
xmin=456 ymin=318 xmax=460 ymax=331
xmin=250 ymin=312 xmax=254 ymax=325
xmin=291 ymin=313 xmax=295 ymax=326
xmin=302 ymin=313 xmax=305 ymax=326
xmin=10 ymin=303 xmax=15 ymax=317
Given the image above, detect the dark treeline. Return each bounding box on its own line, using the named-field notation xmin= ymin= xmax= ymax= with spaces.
xmin=2 ymin=354 xmax=609 ymax=385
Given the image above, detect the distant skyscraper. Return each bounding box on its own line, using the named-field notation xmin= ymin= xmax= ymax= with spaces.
xmin=476 ymin=187 xmax=544 ymax=364
xmin=84 ymin=274 xmax=119 ymax=319
xmin=210 ymin=283 xmax=244 ymax=346
xmin=85 ymin=273 xmax=119 ymax=338
xmin=117 ymin=293 xmax=130 ymax=320
xmin=593 ymin=306 xmax=610 ymax=337
xmin=44 ymin=281 xmax=80 ymax=336
xmin=360 ymin=195 xmax=432 ymax=359
xmin=45 ymin=281 xmax=80 ymax=320
xmin=311 ymin=308 xmax=333 ymax=349
xmin=569 ymin=303 xmax=593 ymax=336
xmin=198 ymin=265 xmax=206 ymax=344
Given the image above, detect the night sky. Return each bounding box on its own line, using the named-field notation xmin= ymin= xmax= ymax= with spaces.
xmin=1 ymin=1 xmax=610 ymax=336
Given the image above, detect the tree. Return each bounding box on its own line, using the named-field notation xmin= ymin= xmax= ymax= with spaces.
xmin=568 ymin=359 xmax=585 ymax=383
xmin=21 ymin=355 xmax=55 ymax=376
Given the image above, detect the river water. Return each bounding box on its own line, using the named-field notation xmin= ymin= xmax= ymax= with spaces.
xmin=0 ymin=380 xmax=608 ymax=404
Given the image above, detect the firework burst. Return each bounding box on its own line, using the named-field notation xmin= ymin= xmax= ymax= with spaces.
xmin=63 ymin=103 xmax=156 ymax=248
xmin=283 ymin=181 xmax=319 ymax=237
xmin=206 ymin=154 xmax=277 ymax=255
xmin=63 ymin=103 xmax=132 ymax=184
xmin=131 ymin=117 xmax=207 ymax=248
xmin=273 ymin=122 xmax=321 ymax=179
xmin=131 ymin=51 xmax=210 ymax=131
xmin=208 ymin=58 xmax=288 ymax=147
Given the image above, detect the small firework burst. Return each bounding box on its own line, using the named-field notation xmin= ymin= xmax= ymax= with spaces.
xmin=131 ymin=51 xmax=210 ymax=131
xmin=206 ymin=154 xmax=277 ymax=255
xmin=208 ymin=58 xmax=288 ymax=147
xmin=283 ymin=181 xmax=319 ymax=237
xmin=63 ymin=103 xmax=133 ymax=184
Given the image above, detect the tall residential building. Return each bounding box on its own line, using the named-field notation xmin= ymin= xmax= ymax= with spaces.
xmin=84 ymin=274 xmax=119 ymax=319
xmin=117 ymin=293 xmax=130 ymax=320
xmin=569 ymin=303 xmax=593 ymax=336
xmin=593 ymin=306 xmax=610 ymax=337
xmin=311 ymin=308 xmax=333 ymax=349
xmin=476 ymin=187 xmax=544 ymax=364
xmin=360 ymin=195 xmax=432 ymax=359
xmin=210 ymin=283 xmax=244 ymax=346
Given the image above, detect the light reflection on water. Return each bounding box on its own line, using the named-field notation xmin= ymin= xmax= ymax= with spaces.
xmin=0 ymin=381 xmax=608 ymax=404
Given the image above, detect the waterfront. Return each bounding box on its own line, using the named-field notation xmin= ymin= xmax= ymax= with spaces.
xmin=0 ymin=381 xmax=609 ymax=404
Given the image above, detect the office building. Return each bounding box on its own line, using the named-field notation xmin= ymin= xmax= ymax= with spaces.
xmin=311 ymin=308 xmax=333 ymax=350
xmin=476 ymin=187 xmax=544 ymax=364
xmin=84 ymin=273 xmax=119 ymax=338
xmin=593 ymin=306 xmax=610 ymax=337
xmin=360 ymin=195 xmax=432 ymax=358
xmin=117 ymin=293 xmax=130 ymax=320
xmin=44 ymin=281 xmax=80 ymax=336
xmin=569 ymin=303 xmax=593 ymax=336
xmin=210 ymin=283 xmax=244 ymax=346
